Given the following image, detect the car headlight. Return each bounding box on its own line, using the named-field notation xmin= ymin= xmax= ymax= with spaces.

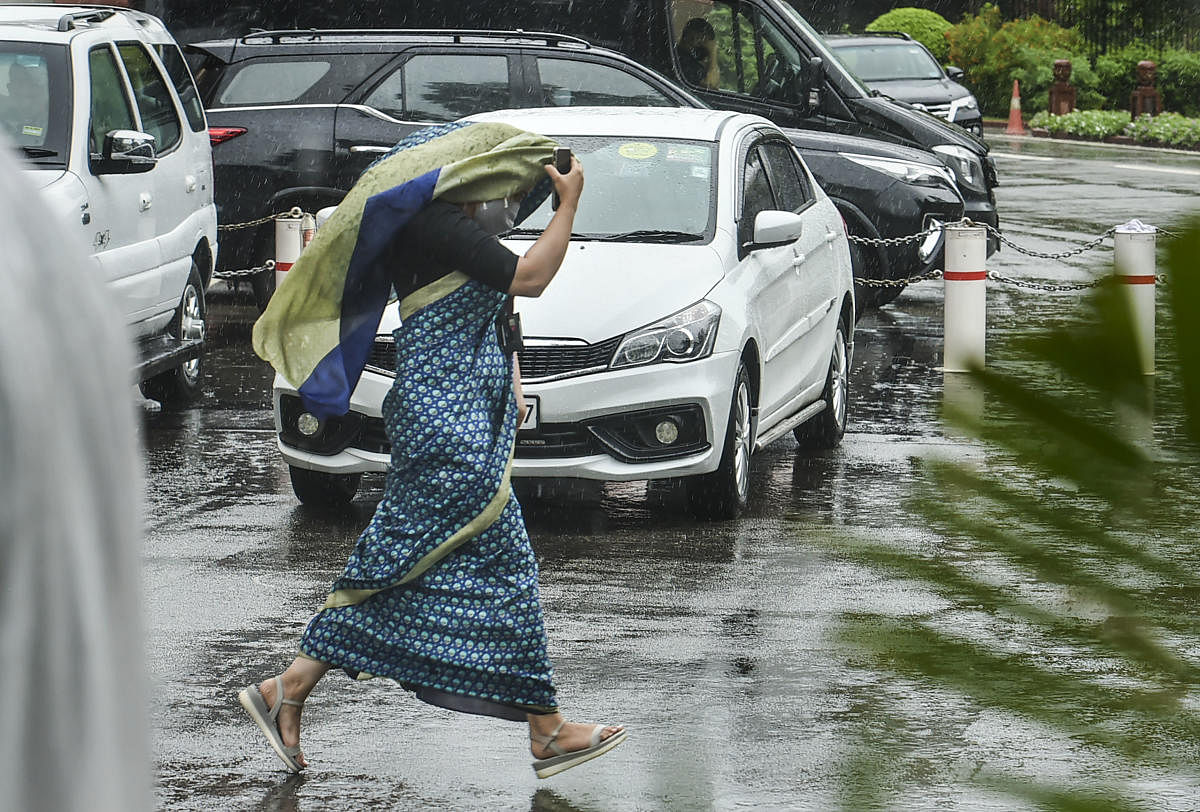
xmin=959 ymin=94 xmax=979 ymax=110
xmin=611 ymin=300 xmax=721 ymax=369
xmin=840 ymin=152 xmax=954 ymax=188
xmin=932 ymin=144 xmax=987 ymax=194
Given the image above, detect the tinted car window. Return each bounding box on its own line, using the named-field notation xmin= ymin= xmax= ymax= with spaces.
xmin=218 ymin=59 xmax=331 ymax=105
xmin=758 ymin=140 xmax=810 ymax=212
xmin=403 ymin=54 xmax=509 ymax=122
xmin=0 ymin=42 xmax=69 ymax=164
xmin=119 ymin=42 xmax=182 ymax=152
xmin=536 ymin=57 xmax=674 ymax=107
xmin=88 ymin=45 xmax=137 ymax=155
xmin=155 ymin=43 xmax=206 ymax=132
xmin=741 ymin=146 xmax=775 ymax=227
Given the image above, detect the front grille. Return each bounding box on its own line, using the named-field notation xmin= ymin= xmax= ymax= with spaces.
xmin=366 ymin=336 xmax=396 ymax=374
xmin=518 ymin=337 xmax=621 ymax=381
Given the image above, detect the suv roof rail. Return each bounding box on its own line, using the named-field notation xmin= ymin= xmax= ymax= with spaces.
xmin=851 ymin=30 xmax=914 ymax=41
xmin=56 ymin=9 xmax=115 ymax=32
xmin=237 ymin=27 xmax=592 ymax=49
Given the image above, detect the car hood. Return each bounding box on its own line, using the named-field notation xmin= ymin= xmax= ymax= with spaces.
xmin=867 ymin=78 xmax=969 ymax=107
xmin=852 ymin=94 xmax=988 ymax=155
xmin=376 ymin=242 xmax=725 ymax=342
xmin=783 ymin=127 xmax=946 ymax=165
xmin=20 ymin=168 xmax=68 ymax=190
xmin=511 ymin=241 xmax=724 ymax=343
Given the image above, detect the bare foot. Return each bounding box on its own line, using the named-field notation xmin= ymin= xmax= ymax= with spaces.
xmin=258 ymin=675 xmax=308 ymax=769
xmin=529 ymin=719 xmax=625 ymax=759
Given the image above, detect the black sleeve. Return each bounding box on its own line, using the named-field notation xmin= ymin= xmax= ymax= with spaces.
xmin=396 ymin=200 xmax=519 ymax=294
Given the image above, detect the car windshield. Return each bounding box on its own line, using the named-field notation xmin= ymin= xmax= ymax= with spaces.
xmin=0 ymin=42 xmax=71 ymax=168
xmin=831 ymin=43 xmax=943 ymax=83
xmin=510 ymin=136 xmax=716 ymax=242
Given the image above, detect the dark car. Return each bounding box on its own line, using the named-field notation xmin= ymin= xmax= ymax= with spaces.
xmin=188 ymin=29 xmax=962 ymax=310
xmin=825 ymin=33 xmax=983 ymax=137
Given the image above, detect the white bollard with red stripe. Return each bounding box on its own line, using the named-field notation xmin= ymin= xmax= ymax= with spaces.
xmin=1113 ymin=220 xmax=1157 ymax=375
xmin=274 ymin=209 xmax=304 ymax=292
xmin=942 ymin=224 xmax=989 ymax=373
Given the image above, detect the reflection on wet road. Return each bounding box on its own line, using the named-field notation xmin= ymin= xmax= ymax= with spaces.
xmin=147 ymin=139 xmax=1200 ymax=810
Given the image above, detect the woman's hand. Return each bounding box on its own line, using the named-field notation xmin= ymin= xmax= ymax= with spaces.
xmin=544 ymin=155 xmax=584 ymax=211
xmin=509 ymin=156 xmax=585 ymax=298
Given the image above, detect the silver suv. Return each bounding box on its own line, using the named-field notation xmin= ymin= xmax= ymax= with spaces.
xmin=1 ymin=5 xmax=217 ymax=405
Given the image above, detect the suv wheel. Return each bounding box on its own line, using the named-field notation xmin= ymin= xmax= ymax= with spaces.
xmin=289 ymin=465 xmax=360 ymax=507
xmin=686 ymin=363 xmax=753 ymax=521
xmin=140 ymin=261 xmax=205 ymax=406
xmin=794 ymin=318 xmax=849 ymax=449
xmin=250 ymin=228 xmax=276 ymax=312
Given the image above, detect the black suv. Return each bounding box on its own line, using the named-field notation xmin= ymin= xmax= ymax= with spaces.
xmin=188 ymin=29 xmax=963 ymax=310
xmin=825 ymin=33 xmax=983 ymax=137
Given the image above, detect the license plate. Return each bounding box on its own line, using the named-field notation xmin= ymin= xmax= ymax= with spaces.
xmin=520 ymin=395 xmax=539 ymax=431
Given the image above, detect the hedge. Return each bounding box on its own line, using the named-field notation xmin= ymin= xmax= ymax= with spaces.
xmin=865 ymin=8 xmax=953 ymax=62
xmin=1027 ymin=110 xmax=1200 ymax=148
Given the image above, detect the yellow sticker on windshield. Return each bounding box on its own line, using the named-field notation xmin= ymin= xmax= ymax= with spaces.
xmin=618 ymin=142 xmax=658 ymax=160
xmin=22 ymin=125 xmax=43 ymax=137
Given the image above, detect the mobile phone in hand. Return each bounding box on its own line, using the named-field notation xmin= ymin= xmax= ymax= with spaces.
xmin=552 ymin=147 xmax=571 ymax=210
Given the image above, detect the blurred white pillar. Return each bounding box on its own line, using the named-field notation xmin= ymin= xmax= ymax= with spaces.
xmin=274 ymin=211 xmax=303 ymax=292
xmin=1113 ymin=220 xmax=1157 ymax=376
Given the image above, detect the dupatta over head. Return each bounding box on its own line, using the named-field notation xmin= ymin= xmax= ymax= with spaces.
xmin=251 ymin=121 xmax=556 ymax=419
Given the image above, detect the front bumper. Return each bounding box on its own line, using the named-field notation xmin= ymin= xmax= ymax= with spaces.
xmin=272 ymin=349 xmax=742 ymax=482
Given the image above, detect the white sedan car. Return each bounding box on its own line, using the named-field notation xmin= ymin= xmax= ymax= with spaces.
xmin=274 ymin=107 xmax=854 ymax=520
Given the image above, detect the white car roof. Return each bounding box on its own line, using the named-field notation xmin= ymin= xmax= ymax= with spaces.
xmin=466 ymin=106 xmax=774 ymax=141
xmin=0 ymin=4 xmax=170 ymax=43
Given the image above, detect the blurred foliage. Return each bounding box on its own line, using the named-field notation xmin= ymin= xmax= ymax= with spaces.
xmin=828 ymin=217 xmax=1200 ymax=808
xmin=865 ymin=7 xmax=953 ymax=62
xmin=945 ymin=4 xmax=1102 ymax=116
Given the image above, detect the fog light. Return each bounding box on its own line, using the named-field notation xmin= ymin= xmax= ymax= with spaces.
xmin=655 ymin=419 xmax=680 ymax=445
xmin=297 ymin=412 xmax=321 ymax=436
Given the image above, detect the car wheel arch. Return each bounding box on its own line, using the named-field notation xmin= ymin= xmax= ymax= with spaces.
xmin=192 ymin=238 xmax=214 ymax=289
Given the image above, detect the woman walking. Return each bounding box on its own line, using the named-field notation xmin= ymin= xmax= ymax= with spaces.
xmin=242 ymin=122 xmax=625 ymax=779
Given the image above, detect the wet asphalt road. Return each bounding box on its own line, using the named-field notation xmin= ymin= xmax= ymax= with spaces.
xmin=145 ymin=137 xmax=1200 ymax=810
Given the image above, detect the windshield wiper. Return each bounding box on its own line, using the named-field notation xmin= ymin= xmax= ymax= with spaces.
xmin=505 ymin=227 xmax=593 ymax=239
xmin=593 ymin=229 xmax=705 ymax=243
xmin=20 ymin=146 xmax=58 ymax=158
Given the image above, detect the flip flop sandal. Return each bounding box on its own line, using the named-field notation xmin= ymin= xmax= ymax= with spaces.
xmin=238 ymin=676 xmax=305 ymax=773
xmin=531 ymin=721 xmax=627 ymax=779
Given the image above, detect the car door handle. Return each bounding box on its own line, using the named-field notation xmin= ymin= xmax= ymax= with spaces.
xmin=185 ymin=174 xmax=197 ymax=193
xmin=349 ymin=145 xmax=391 ymax=154
xmin=139 ymin=193 xmax=152 ymax=212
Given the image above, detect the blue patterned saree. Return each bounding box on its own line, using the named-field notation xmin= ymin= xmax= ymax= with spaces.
xmin=300 ymin=273 xmax=558 ymax=720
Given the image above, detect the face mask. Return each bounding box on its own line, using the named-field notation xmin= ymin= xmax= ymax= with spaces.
xmin=473 ymin=197 xmax=519 ymax=235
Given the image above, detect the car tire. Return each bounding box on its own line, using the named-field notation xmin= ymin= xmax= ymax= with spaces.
xmin=289 ymin=465 xmax=360 ymax=507
xmin=848 ymin=237 xmax=878 ymax=315
xmin=250 ymin=229 xmax=275 ymax=312
xmin=794 ymin=317 xmax=850 ymax=449
xmin=140 ymin=260 xmax=205 ymax=406
xmin=686 ymin=363 xmax=753 ymax=521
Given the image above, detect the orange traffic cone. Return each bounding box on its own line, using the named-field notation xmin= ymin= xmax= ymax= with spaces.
xmin=1005 ymin=79 xmax=1027 ymax=134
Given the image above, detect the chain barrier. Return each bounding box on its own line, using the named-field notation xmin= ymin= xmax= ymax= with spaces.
xmin=213 ymin=260 xmax=275 ymax=281
xmin=850 ymin=219 xmax=1169 ymax=290
xmin=217 ymin=206 xmax=305 ymax=233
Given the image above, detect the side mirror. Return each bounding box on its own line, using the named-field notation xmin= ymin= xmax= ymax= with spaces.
xmin=92 ymin=129 xmax=156 ymax=175
xmin=749 ymin=210 xmax=804 ymax=250
xmin=945 ymin=65 xmax=965 ymax=81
